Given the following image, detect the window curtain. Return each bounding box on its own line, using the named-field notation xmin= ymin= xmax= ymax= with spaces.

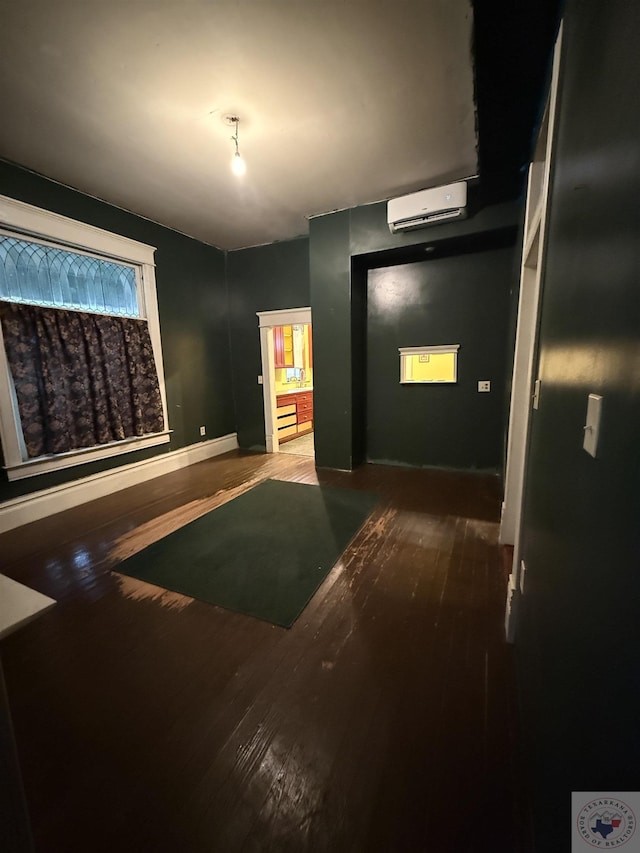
xmin=0 ymin=302 xmax=164 ymax=459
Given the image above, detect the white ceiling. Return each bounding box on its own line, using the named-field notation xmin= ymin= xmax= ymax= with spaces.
xmin=0 ymin=0 xmax=478 ymax=250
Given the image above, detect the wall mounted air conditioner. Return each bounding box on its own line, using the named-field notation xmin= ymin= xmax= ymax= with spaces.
xmin=387 ymin=182 xmax=467 ymax=233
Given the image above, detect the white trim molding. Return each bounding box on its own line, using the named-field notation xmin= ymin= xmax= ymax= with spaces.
xmin=0 ymin=195 xmax=157 ymax=264
xmin=0 ymin=432 xmax=238 ymax=534
xmin=502 ymin=23 xmax=564 ymax=642
xmin=257 ymin=306 xmax=311 ymax=328
xmin=501 ymin=25 xmax=562 ymax=550
xmin=5 ymin=431 xmax=172 ymax=482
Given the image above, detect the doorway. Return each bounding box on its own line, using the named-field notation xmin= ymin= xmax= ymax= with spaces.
xmin=257 ymin=307 xmax=313 ymax=456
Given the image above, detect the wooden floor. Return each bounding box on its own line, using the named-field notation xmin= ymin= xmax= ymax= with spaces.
xmin=0 ymin=451 xmax=532 ymax=852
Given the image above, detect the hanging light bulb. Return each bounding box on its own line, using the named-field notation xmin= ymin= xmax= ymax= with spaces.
xmin=232 ymin=150 xmax=246 ymax=176
xmin=230 ymin=117 xmax=246 ymax=176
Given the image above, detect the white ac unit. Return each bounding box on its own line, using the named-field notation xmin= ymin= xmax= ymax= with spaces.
xmin=387 ymin=182 xmax=467 ymax=233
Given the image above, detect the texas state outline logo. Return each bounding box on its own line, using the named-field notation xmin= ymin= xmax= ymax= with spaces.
xmin=574 ymin=794 xmax=636 ymax=848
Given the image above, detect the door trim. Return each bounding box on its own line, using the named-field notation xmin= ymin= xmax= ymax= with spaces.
xmin=502 ymin=23 xmax=563 ymax=642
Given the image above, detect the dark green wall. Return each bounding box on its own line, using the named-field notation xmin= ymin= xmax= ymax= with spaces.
xmin=366 ymin=239 xmax=516 ymax=471
xmin=516 ymin=0 xmax=640 ymax=847
xmin=310 ymin=198 xmax=523 ymax=470
xmin=226 ymin=238 xmax=309 ymax=450
xmin=0 ymin=659 xmax=32 ymax=851
xmin=0 ymin=161 xmax=234 ymax=503
xmin=309 ymin=211 xmax=353 ymax=469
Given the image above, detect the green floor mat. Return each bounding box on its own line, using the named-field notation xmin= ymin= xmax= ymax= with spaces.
xmin=115 ymin=478 xmax=378 ymax=627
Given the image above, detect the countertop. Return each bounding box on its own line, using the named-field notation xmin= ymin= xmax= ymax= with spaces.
xmin=276 ymin=387 xmax=313 ymax=395
xmin=0 ymin=574 xmax=55 ymax=639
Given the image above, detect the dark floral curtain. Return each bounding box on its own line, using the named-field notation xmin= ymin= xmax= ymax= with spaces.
xmin=0 ymin=302 xmax=164 ymax=459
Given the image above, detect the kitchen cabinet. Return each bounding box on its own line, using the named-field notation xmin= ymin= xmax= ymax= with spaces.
xmin=274 ymin=326 xmax=284 ymax=368
xmin=276 ymin=391 xmax=314 ymax=443
xmin=284 ymin=325 xmax=294 ymax=365
xmin=274 ymin=325 xmax=294 ymax=369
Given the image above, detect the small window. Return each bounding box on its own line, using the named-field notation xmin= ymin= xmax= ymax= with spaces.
xmin=399 ymin=345 xmax=460 ymax=384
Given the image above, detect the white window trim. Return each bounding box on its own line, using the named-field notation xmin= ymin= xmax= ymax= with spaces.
xmin=398 ymin=344 xmax=460 ymax=384
xmin=0 ymin=194 xmax=170 ymax=481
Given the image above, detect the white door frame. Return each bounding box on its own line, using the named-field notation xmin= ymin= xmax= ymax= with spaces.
xmin=257 ymin=306 xmax=312 ymax=453
xmin=502 ymin=26 xmax=562 ymax=547
xmin=502 ymin=25 xmax=562 ymax=641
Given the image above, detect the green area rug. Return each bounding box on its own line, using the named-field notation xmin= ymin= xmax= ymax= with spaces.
xmin=115 ymin=479 xmax=378 ymax=627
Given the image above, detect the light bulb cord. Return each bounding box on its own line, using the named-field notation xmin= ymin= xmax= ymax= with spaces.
xmin=231 ymin=119 xmax=241 ymax=157
xmin=228 ymin=116 xmax=246 ymax=174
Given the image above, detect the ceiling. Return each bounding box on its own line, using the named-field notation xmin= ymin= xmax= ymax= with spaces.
xmin=0 ymin=0 xmax=481 ymax=250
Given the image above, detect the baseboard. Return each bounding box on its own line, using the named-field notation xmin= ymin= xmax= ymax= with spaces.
xmin=0 ymin=433 xmax=238 ymax=534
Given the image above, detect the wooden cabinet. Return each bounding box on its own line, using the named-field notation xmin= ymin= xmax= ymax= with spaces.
xmin=276 ymin=401 xmax=298 ymax=439
xmin=273 ymin=325 xmax=294 ymax=369
xmin=294 ymin=392 xmax=313 ymax=432
xmin=274 ymin=327 xmax=284 ymax=368
xmin=275 ymin=391 xmax=314 ymax=443
xmin=283 ymin=325 xmax=293 ymax=365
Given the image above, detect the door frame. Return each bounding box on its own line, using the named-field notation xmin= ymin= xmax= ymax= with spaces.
xmin=501 ymin=25 xmax=563 ymax=640
xmin=257 ymin=306 xmax=312 ymax=453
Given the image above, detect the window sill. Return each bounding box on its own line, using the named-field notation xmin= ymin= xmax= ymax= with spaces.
xmin=4 ymin=431 xmax=172 ymax=481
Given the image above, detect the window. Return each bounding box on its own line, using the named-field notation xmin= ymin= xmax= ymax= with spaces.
xmin=0 ymin=236 xmax=140 ymax=316
xmin=399 ymin=344 xmax=460 ymax=384
xmin=0 ymin=195 xmax=170 ymax=481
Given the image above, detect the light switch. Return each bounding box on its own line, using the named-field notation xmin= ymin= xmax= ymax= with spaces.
xmin=583 ymin=393 xmax=603 ymax=457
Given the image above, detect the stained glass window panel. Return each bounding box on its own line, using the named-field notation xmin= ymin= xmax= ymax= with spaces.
xmin=0 ymin=235 xmax=139 ymax=317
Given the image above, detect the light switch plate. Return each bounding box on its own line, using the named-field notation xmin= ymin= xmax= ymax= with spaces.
xmin=583 ymin=393 xmax=602 ymax=457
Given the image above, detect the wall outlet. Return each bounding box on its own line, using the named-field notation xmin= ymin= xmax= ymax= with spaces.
xmin=257 ymin=375 xmax=263 ymax=385
xmin=478 ymin=380 xmax=491 ymax=392
xmin=199 ymin=426 xmax=206 ymax=437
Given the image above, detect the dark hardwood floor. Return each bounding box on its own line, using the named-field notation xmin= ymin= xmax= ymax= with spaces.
xmin=0 ymin=451 xmax=532 ymax=852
